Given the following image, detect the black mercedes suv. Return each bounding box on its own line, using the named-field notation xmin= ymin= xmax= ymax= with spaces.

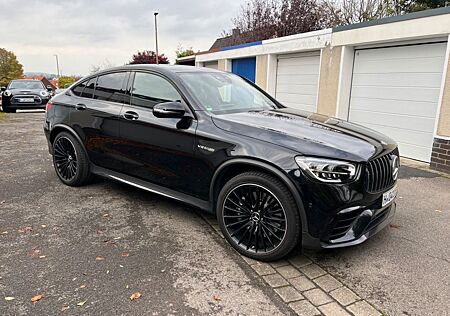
xmin=1 ymin=79 xmax=53 ymax=112
xmin=44 ymin=65 xmax=399 ymax=261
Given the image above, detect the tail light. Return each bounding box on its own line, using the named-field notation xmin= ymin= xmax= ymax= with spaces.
xmin=45 ymin=101 xmax=53 ymax=112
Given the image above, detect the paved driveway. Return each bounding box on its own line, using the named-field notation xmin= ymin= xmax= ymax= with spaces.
xmin=0 ymin=112 xmax=449 ymax=316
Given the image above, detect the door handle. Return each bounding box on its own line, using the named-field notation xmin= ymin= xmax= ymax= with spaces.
xmin=75 ymin=103 xmax=86 ymax=111
xmin=123 ymin=111 xmax=139 ymax=120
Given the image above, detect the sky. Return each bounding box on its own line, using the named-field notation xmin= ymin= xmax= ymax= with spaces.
xmin=0 ymin=0 xmax=244 ymax=76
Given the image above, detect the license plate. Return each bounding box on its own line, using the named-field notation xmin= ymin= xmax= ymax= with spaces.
xmin=18 ymin=98 xmax=34 ymax=103
xmin=382 ymin=186 xmax=397 ymax=207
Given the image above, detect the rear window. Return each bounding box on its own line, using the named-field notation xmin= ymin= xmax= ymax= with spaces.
xmin=93 ymin=72 xmax=127 ymax=103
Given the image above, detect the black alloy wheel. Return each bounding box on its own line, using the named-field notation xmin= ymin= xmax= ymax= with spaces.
xmin=223 ymin=184 xmax=287 ymax=253
xmin=52 ymin=132 xmax=91 ymax=186
xmin=54 ymin=136 xmax=78 ymax=181
xmin=217 ymin=172 xmax=301 ymax=261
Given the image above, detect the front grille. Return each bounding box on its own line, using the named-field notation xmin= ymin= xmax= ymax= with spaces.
xmin=365 ymin=149 xmax=398 ymax=193
xmin=12 ymin=95 xmax=42 ymax=104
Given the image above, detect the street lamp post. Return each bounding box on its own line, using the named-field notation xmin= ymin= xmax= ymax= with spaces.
xmin=54 ymin=54 xmax=60 ymax=78
xmin=154 ymin=11 xmax=159 ymax=65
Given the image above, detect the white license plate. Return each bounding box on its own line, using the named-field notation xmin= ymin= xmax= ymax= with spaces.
xmin=18 ymin=98 xmax=34 ymax=102
xmin=382 ymin=186 xmax=397 ymax=207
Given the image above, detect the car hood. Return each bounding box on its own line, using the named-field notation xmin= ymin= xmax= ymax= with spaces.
xmin=10 ymin=88 xmax=44 ymax=95
xmin=211 ymin=108 xmax=397 ymax=162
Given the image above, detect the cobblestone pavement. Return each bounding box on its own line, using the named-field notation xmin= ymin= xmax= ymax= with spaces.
xmin=202 ymin=215 xmax=380 ymax=316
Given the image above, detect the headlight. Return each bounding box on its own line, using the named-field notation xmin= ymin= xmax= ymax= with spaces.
xmin=40 ymin=90 xmax=49 ymax=97
xmin=295 ymin=157 xmax=358 ymax=183
xmin=3 ymin=90 xmax=11 ymax=97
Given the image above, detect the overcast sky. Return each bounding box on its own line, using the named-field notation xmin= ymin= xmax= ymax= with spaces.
xmin=0 ymin=0 xmax=244 ymax=76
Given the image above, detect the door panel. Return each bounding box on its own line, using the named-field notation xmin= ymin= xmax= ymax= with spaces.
xmin=117 ymin=71 xmax=202 ymax=198
xmin=70 ymin=72 xmax=128 ymax=171
xmin=232 ymin=57 xmax=256 ymax=82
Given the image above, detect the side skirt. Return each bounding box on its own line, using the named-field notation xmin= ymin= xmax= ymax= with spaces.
xmin=90 ymin=164 xmax=213 ymax=212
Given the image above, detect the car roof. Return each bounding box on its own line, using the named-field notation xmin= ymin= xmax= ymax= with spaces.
xmin=96 ymin=64 xmax=222 ymax=76
xmin=11 ymin=79 xmax=41 ymax=82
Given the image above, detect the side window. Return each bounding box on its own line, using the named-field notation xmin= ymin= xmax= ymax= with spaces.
xmin=131 ymin=72 xmax=181 ymax=109
xmin=72 ymin=80 xmax=87 ymax=97
xmin=93 ymin=72 xmax=127 ymax=103
xmin=81 ymin=77 xmax=97 ymax=99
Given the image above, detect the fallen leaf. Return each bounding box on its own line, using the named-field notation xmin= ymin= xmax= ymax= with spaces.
xmin=106 ymin=270 xmax=110 ymax=274
xmin=389 ymin=224 xmax=401 ymax=229
xmin=79 ymin=284 xmax=86 ymax=289
xmin=61 ymin=305 xmax=70 ymax=312
xmin=77 ymin=300 xmax=87 ymax=306
xmin=72 ymin=277 xmax=77 ymax=281
xmin=435 ymin=209 xmax=442 ymax=213
xmin=213 ymin=295 xmax=221 ymax=301
xmin=102 ymin=213 xmax=109 ymax=217
xmin=31 ymin=294 xmax=43 ymax=303
xmin=0 ymin=200 xmax=5 ymax=204
xmin=1 ymin=231 xmax=7 ymax=235
xmin=130 ymin=292 xmax=141 ymax=301
xmin=18 ymin=226 xmax=32 ymax=233
xmin=113 ymin=237 xmax=121 ymax=240
xmin=95 ymin=256 xmax=105 ymax=261
xmin=5 ymin=297 xmax=15 ymax=301
xmin=27 ymin=249 xmax=41 ymax=257
xmin=41 ymin=225 xmax=47 ymax=228
xmin=119 ymin=265 xmax=124 ymax=268
xmin=121 ymin=252 xmax=129 ymax=257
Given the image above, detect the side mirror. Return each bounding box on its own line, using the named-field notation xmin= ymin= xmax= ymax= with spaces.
xmin=0 ymin=87 xmax=6 ymax=92
xmin=153 ymin=101 xmax=186 ymax=118
xmin=47 ymin=85 xmax=53 ymax=92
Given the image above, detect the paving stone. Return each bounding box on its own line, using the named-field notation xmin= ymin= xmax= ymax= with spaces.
xmin=241 ymin=255 xmax=259 ymax=266
xmin=274 ymin=286 xmax=304 ymax=303
xmin=319 ymin=302 xmax=351 ymax=316
xmin=251 ymin=262 xmax=276 ymax=276
xmin=289 ymin=275 xmax=316 ymax=292
xmin=313 ymin=274 xmax=343 ymax=292
xmin=276 ymin=265 xmax=302 ymax=279
xmin=303 ymin=288 xmax=333 ymax=306
xmin=288 ymin=300 xmax=321 ymax=316
xmin=288 ymin=255 xmax=312 ymax=268
xmin=347 ymin=301 xmax=381 ymax=316
xmin=263 ymin=273 xmax=289 ymax=288
xmin=299 ymin=264 xmax=327 ymax=279
xmin=330 ymin=286 xmax=360 ymax=306
xmin=270 ymin=260 xmax=290 ymax=268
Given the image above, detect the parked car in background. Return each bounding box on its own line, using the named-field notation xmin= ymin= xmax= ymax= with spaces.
xmin=1 ymin=79 xmax=53 ymax=113
xmin=44 ymin=65 xmax=399 ymax=261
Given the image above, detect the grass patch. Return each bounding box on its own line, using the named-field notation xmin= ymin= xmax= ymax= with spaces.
xmin=0 ymin=111 xmax=7 ymax=122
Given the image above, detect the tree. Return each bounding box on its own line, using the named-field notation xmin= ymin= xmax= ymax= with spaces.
xmin=58 ymin=76 xmax=79 ymax=88
xmin=128 ymin=50 xmax=169 ymax=65
xmin=0 ymin=48 xmax=24 ymax=87
xmin=89 ymin=59 xmax=115 ymax=75
xmin=176 ymin=46 xmax=195 ymax=59
xmin=224 ymin=0 xmax=341 ymax=45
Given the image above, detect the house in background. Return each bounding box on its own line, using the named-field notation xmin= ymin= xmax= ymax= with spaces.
xmin=190 ymin=7 xmax=450 ymax=173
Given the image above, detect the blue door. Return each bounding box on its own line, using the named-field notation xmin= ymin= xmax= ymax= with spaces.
xmin=232 ymin=57 xmax=256 ymax=83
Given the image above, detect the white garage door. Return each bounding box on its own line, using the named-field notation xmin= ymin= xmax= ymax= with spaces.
xmin=349 ymin=42 xmax=447 ymax=162
xmin=275 ymin=52 xmax=320 ymax=112
xmin=203 ymin=61 xmax=218 ymax=69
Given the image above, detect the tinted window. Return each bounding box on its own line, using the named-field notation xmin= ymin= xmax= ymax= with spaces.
xmin=93 ymin=72 xmax=127 ymax=103
xmin=72 ymin=80 xmax=87 ymax=97
xmin=131 ymin=72 xmax=181 ymax=109
xmin=81 ymin=77 xmax=97 ymax=98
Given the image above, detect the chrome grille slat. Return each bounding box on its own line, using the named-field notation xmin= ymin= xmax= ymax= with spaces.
xmin=365 ymin=151 xmax=397 ymax=193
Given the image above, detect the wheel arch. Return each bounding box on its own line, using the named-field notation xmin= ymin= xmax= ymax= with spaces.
xmin=49 ymin=124 xmax=88 ymax=159
xmin=210 ymin=158 xmax=308 ymax=232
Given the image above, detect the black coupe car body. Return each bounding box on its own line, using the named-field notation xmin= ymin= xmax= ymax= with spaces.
xmin=44 ymin=65 xmax=399 ymax=261
xmin=1 ymin=79 xmax=52 ymax=112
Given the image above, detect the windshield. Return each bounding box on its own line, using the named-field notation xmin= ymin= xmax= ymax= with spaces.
xmin=8 ymin=81 xmax=45 ymax=90
xmin=179 ymin=72 xmax=278 ymax=114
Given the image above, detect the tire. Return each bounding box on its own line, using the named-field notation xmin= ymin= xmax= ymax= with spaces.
xmin=52 ymin=131 xmax=91 ymax=186
xmin=217 ymin=171 xmax=301 ymax=261
xmin=2 ymin=107 xmax=16 ymax=113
